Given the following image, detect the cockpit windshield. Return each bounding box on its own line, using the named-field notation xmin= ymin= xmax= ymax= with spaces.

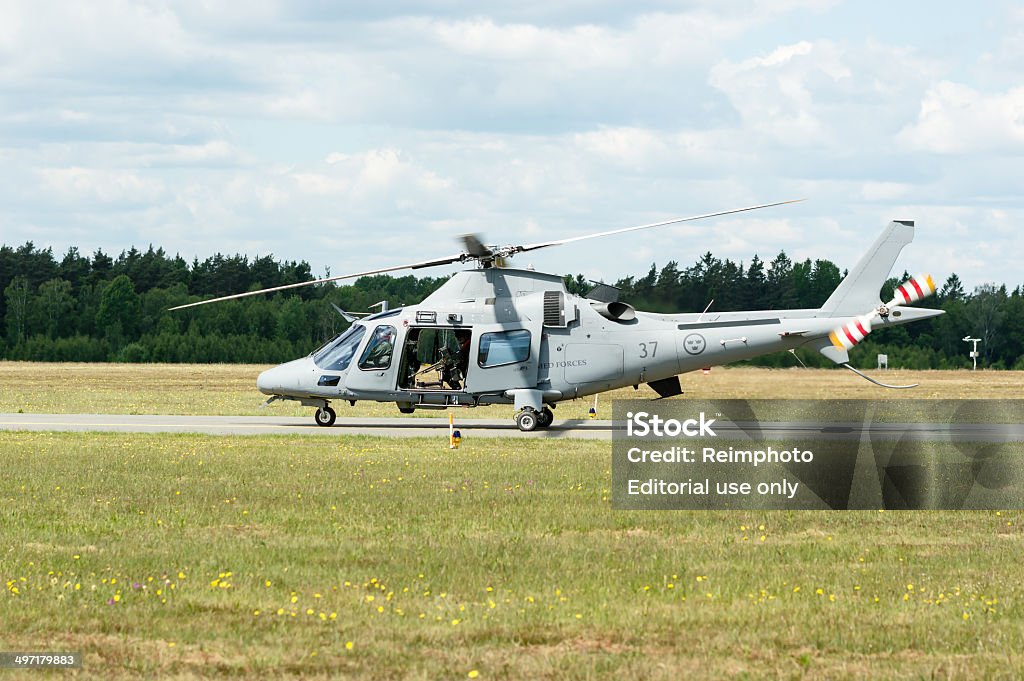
xmin=313 ymin=325 xmax=366 ymax=371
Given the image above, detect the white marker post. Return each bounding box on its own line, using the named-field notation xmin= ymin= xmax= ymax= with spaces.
xmin=963 ymin=336 xmax=981 ymax=370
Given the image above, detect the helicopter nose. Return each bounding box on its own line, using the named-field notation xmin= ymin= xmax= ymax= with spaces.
xmin=257 ymin=357 xmax=315 ymax=395
xmin=256 ymin=367 xmax=281 ymax=395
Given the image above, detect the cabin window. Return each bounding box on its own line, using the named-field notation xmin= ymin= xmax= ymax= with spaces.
xmin=477 ymin=329 xmax=531 ymax=367
xmin=358 ymin=325 xmax=397 ymax=370
xmin=313 ymin=325 xmax=366 ymax=371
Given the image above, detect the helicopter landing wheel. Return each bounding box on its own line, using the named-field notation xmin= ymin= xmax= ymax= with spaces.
xmin=315 ymin=406 xmax=337 ymax=427
xmin=536 ymin=407 xmax=554 ymax=429
xmin=514 ymin=408 xmax=539 ymax=432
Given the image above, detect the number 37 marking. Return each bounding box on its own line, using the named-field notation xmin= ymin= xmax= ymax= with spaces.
xmin=639 ymin=341 xmax=658 ymax=358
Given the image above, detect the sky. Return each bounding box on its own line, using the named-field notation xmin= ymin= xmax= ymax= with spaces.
xmin=1 ymin=0 xmax=1022 ymax=296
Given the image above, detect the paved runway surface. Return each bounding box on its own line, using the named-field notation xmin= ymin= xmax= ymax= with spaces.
xmin=0 ymin=413 xmax=614 ymax=439
xmin=0 ymin=413 xmax=1022 ymax=442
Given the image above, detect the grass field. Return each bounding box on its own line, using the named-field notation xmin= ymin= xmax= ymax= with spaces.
xmin=2 ymin=363 xmax=1023 ymax=679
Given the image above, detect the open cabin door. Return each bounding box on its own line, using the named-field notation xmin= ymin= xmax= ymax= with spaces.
xmin=398 ymin=327 xmax=473 ymax=393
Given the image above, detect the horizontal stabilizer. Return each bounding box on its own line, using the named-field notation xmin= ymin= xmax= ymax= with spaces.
xmin=807 ymin=337 xmax=849 ymax=365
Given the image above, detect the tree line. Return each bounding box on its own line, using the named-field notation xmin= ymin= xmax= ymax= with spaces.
xmin=1 ymin=242 xmax=1021 ymax=369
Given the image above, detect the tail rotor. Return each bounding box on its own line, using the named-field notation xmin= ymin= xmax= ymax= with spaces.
xmin=823 ymin=273 xmax=937 ymax=389
xmin=828 ymin=274 xmax=936 ymax=352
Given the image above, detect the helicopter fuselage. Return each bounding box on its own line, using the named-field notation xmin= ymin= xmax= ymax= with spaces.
xmin=255 ymin=266 xmax=940 ymax=429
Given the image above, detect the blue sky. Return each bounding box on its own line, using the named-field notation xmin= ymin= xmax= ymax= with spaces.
xmin=1 ymin=1 xmax=1021 ymax=294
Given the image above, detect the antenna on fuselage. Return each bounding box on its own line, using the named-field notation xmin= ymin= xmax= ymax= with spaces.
xmin=696 ymin=299 xmax=714 ymax=323
xmin=329 ymin=303 xmax=359 ymax=323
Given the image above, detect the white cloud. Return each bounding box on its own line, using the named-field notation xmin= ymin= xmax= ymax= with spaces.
xmin=977 ymin=5 xmax=1024 ymax=86
xmin=860 ymin=182 xmax=911 ymax=202
xmin=710 ymin=41 xmax=839 ymax=146
xmin=709 ymin=39 xmax=939 ymax=151
xmin=898 ymin=81 xmax=1024 ymax=154
xmin=290 ymin=172 xmax=350 ymax=196
xmin=132 ymin=140 xmax=240 ymax=167
xmin=422 ymin=10 xmax=754 ymax=69
xmin=291 ymin=148 xmax=455 ymax=201
xmin=36 ymin=167 xmax=165 ymax=204
xmin=0 ymin=1 xmax=202 ymax=82
xmin=572 ymin=127 xmax=669 ymax=169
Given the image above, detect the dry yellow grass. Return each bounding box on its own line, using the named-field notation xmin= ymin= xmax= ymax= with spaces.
xmin=0 ymin=361 xmax=1020 ymax=418
xmin=0 ymin=361 xmax=286 ymax=416
xmin=678 ymin=365 xmax=1024 ymax=400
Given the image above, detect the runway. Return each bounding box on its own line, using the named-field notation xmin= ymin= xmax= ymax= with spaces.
xmin=0 ymin=413 xmax=614 ymax=439
xmin=0 ymin=413 xmax=1022 ymax=442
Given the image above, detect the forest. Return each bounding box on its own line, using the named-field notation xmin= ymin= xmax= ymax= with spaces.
xmin=1 ymin=241 xmax=1021 ymax=369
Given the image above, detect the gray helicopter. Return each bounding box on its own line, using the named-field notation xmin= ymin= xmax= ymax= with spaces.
xmin=171 ymin=201 xmax=942 ymax=431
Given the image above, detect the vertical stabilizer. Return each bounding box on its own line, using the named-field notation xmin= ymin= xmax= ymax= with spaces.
xmin=819 ymin=221 xmax=915 ymax=316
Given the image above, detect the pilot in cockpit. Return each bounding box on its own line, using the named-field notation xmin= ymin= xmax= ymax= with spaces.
xmin=362 ymin=327 xmax=394 ymax=368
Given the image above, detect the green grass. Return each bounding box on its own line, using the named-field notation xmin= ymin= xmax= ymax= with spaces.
xmin=2 ymin=431 xmax=1023 ymax=679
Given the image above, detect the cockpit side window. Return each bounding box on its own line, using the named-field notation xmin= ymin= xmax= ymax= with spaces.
xmin=313 ymin=325 xmax=366 ymax=371
xmin=477 ymin=329 xmax=531 ymax=367
xmin=358 ymin=325 xmax=396 ymax=370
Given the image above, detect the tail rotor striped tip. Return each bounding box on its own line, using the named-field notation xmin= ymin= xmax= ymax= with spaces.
xmin=828 ymin=273 xmax=935 ymax=351
xmin=887 ymin=273 xmax=936 ymax=307
xmin=829 ymin=314 xmax=875 ymax=350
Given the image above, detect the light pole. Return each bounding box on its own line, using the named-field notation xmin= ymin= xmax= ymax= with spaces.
xmin=962 ymin=336 xmax=981 ymax=370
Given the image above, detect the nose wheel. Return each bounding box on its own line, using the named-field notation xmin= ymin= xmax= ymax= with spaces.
xmin=314 ymin=406 xmax=337 ymax=427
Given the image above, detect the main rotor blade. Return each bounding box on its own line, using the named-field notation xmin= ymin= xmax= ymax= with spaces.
xmin=460 ymin=234 xmax=492 ymax=258
xmin=169 ymin=199 xmax=802 ymax=311
xmin=168 ymin=252 xmax=466 ymax=311
xmin=515 ymin=199 xmax=804 ymax=254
